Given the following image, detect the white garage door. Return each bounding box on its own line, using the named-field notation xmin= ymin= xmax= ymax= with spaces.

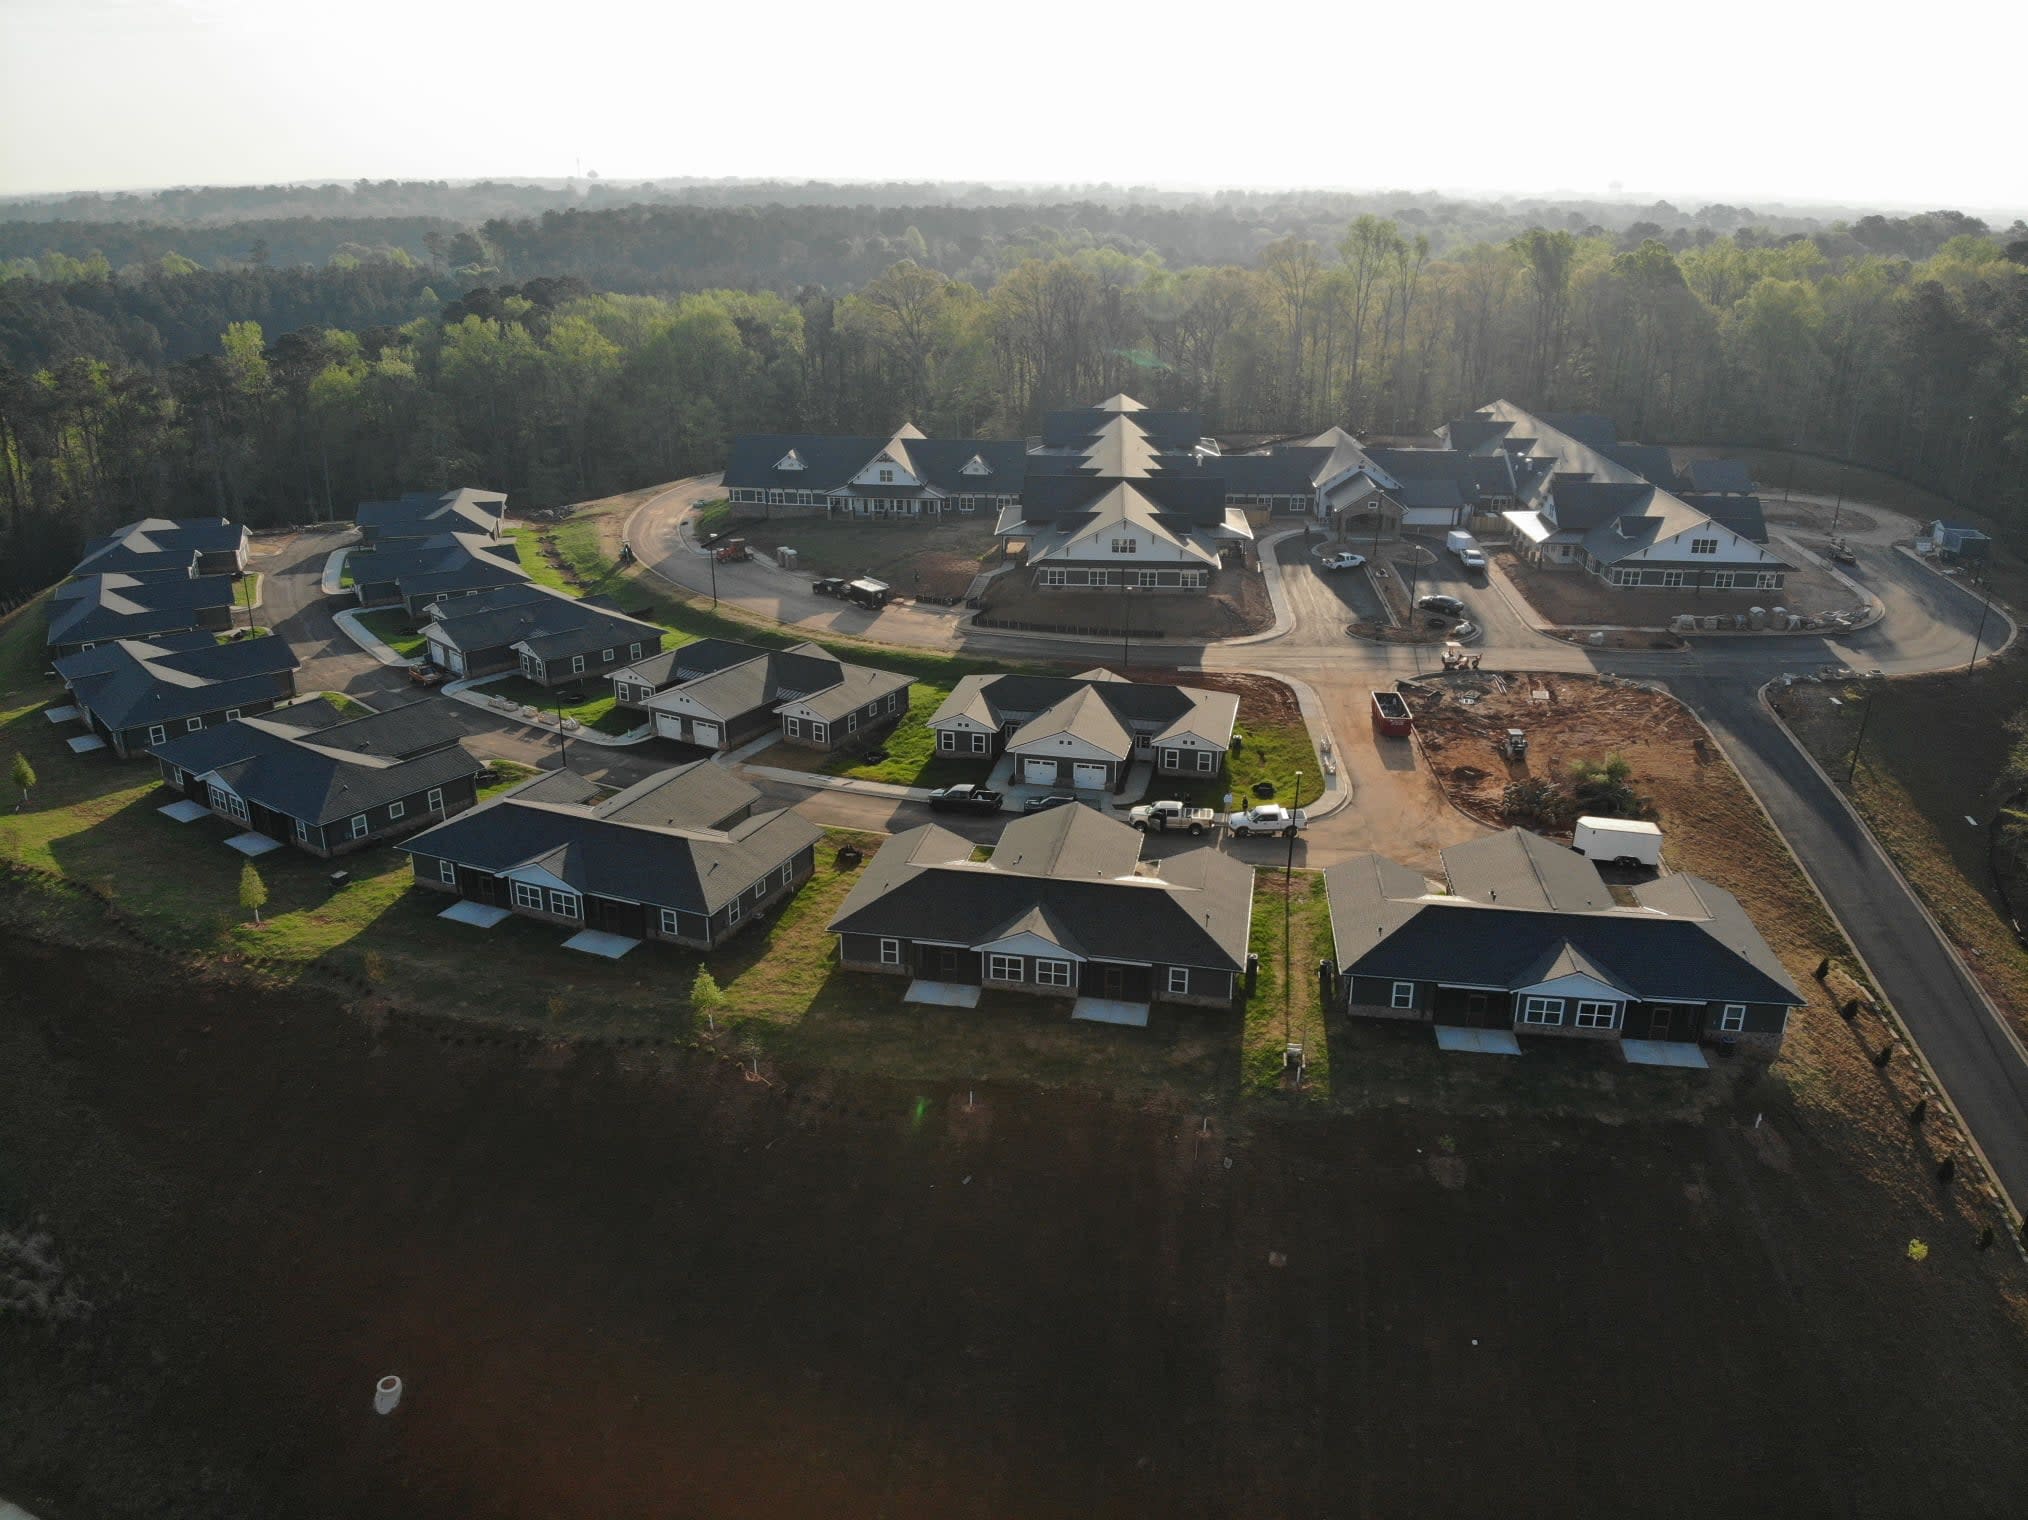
xmin=654 ymin=711 xmax=687 ymax=743
xmin=1072 ymin=762 xmax=1109 ymax=791
xmin=441 ymin=646 xmax=465 ymax=676
xmin=691 ymin=720 xmax=722 ymax=749
xmin=1023 ymin=757 xmax=1057 ymax=786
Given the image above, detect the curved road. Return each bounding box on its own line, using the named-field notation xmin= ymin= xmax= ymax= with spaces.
xmin=629 ymin=480 xmax=2028 ymax=1216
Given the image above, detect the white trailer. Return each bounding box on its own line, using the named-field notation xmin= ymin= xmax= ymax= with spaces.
xmin=1573 ymin=816 xmax=1663 ymax=867
xmin=1445 ymin=530 xmax=1480 ymax=556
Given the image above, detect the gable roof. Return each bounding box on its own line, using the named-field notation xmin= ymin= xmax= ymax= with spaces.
xmin=55 ymin=633 xmax=298 ymax=731
xmin=723 ymin=432 xmax=1028 ymax=495
xmin=400 ymin=761 xmax=821 ymax=913
xmin=354 ymin=488 xmax=506 ymax=539
xmin=422 ymin=584 xmax=661 ymax=661
xmin=347 ymin=533 xmax=528 ymax=601
xmin=931 ymin=673 xmax=1237 ymax=749
xmin=1325 ymin=828 xmax=1803 ymax=1007
xmin=47 ymin=572 xmax=237 ymax=648
xmin=1687 ymin=458 xmax=1755 ymax=495
xmin=151 ymin=701 xmax=481 ymax=826
xmin=829 ymin=809 xmax=1253 ymax=972
xmin=73 ymin=517 xmax=246 ymax=576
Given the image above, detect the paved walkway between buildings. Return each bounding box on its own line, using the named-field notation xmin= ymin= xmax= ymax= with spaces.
xmin=441 ymin=673 xmax=652 ymax=748
xmin=319 ymin=546 xmax=354 ymax=596
xmin=331 ymin=605 xmax=419 ymax=668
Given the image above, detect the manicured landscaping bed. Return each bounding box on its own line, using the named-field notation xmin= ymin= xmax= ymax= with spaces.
xmin=474 ymin=675 xmax=638 ymax=736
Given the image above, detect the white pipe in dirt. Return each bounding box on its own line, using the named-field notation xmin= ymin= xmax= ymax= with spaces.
xmin=374 ymin=1374 xmax=403 ymax=1415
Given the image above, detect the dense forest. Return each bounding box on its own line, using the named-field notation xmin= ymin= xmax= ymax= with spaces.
xmin=1 ymin=186 xmax=2024 ymax=601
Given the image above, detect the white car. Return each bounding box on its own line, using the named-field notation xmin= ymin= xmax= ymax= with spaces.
xmin=1458 ymin=548 xmax=1488 ymax=572
xmin=1319 ymin=551 xmax=1367 ymax=572
xmin=1227 ymin=804 xmax=1310 ymax=838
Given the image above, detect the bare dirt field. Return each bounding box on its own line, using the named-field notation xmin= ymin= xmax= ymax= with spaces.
xmin=1494 ymin=549 xmax=1864 ymax=628
xmin=979 ymin=565 xmax=1270 ymax=639
xmin=4 ymin=937 xmax=2027 ymax=1520
xmin=735 ymin=516 xmax=1002 ymax=601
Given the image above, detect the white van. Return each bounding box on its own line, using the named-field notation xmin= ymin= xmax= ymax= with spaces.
xmin=1573 ymin=816 xmax=1662 ymax=868
xmin=1444 ymin=530 xmax=1478 ymax=556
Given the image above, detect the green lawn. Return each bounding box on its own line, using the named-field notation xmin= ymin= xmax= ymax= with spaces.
xmin=354 ymin=608 xmax=427 ymax=659
xmin=690 ymin=498 xmax=734 ymax=537
xmin=1165 ymin=697 xmax=1316 ymax=809
xmin=1243 ymin=868 xmax=1334 ymax=1099
xmin=235 ymin=573 xmax=262 ymax=609
xmin=476 ymin=674 xmax=639 ymax=736
xmin=479 ymin=759 xmax=539 ymax=798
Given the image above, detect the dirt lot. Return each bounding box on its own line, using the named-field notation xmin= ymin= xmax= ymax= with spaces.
xmin=979 ymin=565 xmax=1271 ymax=639
xmin=5 ymin=936 xmax=2028 ymax=1520
xmin=1494 ymin=549 xmax=1865 ymax=628
xmin=732 ymin=516 xmax=1002 ymax=601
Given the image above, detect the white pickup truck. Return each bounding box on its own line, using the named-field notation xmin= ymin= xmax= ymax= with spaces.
xmin=1127 ymin=799 xmax=1220 ymax=835
xmin=1227 ymin=803 xmax=1309 ymax=838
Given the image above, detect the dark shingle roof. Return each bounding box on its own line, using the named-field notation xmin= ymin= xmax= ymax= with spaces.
xmin=1325 ymin=829 xmax=1802 ymax=1007
xmin=723 ymin=433 xmax=1027 ymax=494
xmin=47 ymin=573 xmax=236 ymax=648
xmin=1540 ymin=412 xmax=1620 ymax=450
xmin=55 ymin=633 xmax=298 ymax=730
xmin=355 ymin=488 xmax=506 ymax=539
xmin=1598 ymin=443 xmax=1684 ymax=491
xmin=73 ymin=518 xmax=245 ymax=577
xmin=1679 ymin=493 xmax=1769 ymax=543
xmin=1687 ymin=459 xmax=1755 ymax=495
xmin=829 ymin=809 xmax=1253 ymax=972
xmin=400 ymin=762 xmax=820 ymax=913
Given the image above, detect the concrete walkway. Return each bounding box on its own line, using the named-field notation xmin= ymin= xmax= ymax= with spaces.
xmin=331 ymin=606 xmax=420 ymax=669
xmin=441 ymin=673 xmax=653 ymax=748
xmin=319 ymin=546 xmax=354 ymax=596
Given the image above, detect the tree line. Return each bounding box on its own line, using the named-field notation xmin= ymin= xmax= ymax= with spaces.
xmin=1 ymin=215 xmax=2023 ymax=600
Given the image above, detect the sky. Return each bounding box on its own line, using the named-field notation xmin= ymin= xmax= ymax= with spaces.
xmin=2 ymin=0 xmax=2023 ymax=216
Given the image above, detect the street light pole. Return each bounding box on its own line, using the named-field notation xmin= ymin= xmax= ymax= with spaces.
xmin=709 ymin=548 xmax=719 ymax=611
xmin=1967 ymin=580 xmax=1994 ymax=676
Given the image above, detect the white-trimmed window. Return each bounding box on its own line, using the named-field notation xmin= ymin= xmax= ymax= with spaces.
xmin=295 ymin=817 xmax=311 ymax=843
xmin=186 ymin=716 xmax=204 ymax=732
xmin=1168 ymin=966 xmax=1190 ymax=995
xmin=349 ymin=814 xmax=369 ymax=839
xmin=1574 ymin=1000 xmax=1618 ymax=1029
xmin=224 ymin=708 xmax=241 ymax=720
xmin=1689 ymin=538 xmax=1718 ymax=555
xmin=847 ymin=711 xmax=859 ymax=732
xmin=437 ymin=858 xmax=457 ymax=884
xmin=878 ymin=937 xmax=901 ymax=965
xmin=601 ymin=647 xmax=616 ymax=662
xmin=780 ymin=861 xmax=794 ymax=887
xmin=548 ymin=889 xmax=579 ymax=919
xmin=1520 ymin=996 xmax=1565 ymax=1025
xmin=1755 ymin=572 xmax=1782 ymax=589
xmin=1160 ymin=748 xmax=1180 ymax=769
xmin=570 ymin=655 xmax=586 ymax=674
xmin=786 ymin=717 xmax=803 ymax=739
xmin=1040 ymin=567 xmax=1069 ymax=586
xmin=628 ymin=642 xmax=643 ymax=659
xmin=810 ymin=723 xmax=827 ymax=744
xmin=1109 ymin=538 xmax=1138 ymax=554
xmin=147 ymin=724 xmax=167 ymax=746
xmin=887 ymin=691 xmax=900 ymax=713
xmin=1196 ymin=749 xmax=1215 ymax=771
xmin=1035 ymin=959 xmax=1073 ymax=988
xmin=987 ymin=953 xmax=1022 ymax=983
xmin=512 ymin=881 xmax=545 ymax=912
xmin=659 ymin=907 xmax=681 ymax=936
xmin=1180 ymin=571 xmax=1205 ymax=589
xmin=1390 ymin=980 xmax=1417 ymax=1009
xmin=1712 ymin=572 xmax=1735 ymax=589
xmin=1720 ymin=1003 xmax=1748 ymax=1032
xmin=970 ymin=732 xmax=987 ymax=754
xmin=938 ymin=730 xmax=957 ymax=752
xmin=1661 ymin=570 xmax=1686 ymax=588
xmin=388 ymin=799 xmax=405 ymax=820
xmin=726 ymin=895 xmax=741 ymax=925
xmin=1137 ymin=569 xmax=1161 ymax=588
xmin=426 ymin=788 xmax=443 ymax=812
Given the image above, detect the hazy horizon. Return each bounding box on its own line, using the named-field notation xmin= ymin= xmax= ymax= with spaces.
xmin=4 ymin=0 xmax=2024 ymax=215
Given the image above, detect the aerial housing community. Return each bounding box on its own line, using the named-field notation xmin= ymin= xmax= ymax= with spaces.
xmin=34 ymin=395 xmax=1810 ymax=1057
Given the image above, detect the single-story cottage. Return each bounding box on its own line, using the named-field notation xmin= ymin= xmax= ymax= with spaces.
xmin=348 ymin=532 xmax=530 ymax=616
xmin=72 ymin=517 xmax=251 ymax=579
xmin=634 ymin=640 xmax=912 ymax=753
xmin=1324 ymin=828 xmax=1803 ymax=1057
xmin=355 ymin=487 xmax=507 ymax=544
xmin=928 ymin=669 xmax=1238 ymax=790
xmin=152 ymin=698 xmax=486 ymax=857
xmin=47 ymin=571 xmax=239 ymax=657
xmin=827 ymin=803 xmax=1254 ymax=1026
xmin=401 ymin=761 xmax=822 ymax=950
xmin=54 ymin=631 xmax=300 ymax=759
xmin=417 ymin=583 xmax=666 ymax=683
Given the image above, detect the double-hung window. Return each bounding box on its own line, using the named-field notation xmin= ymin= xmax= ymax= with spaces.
xmin=437 ymin=858 xmax=457 ymax=885
xmin=779 ymin=862 xmax=794 ymax=887
xmin=1035 ymin=959 xmax=1073 ymax=988
xmin=570 ymin=655 xmax=586 ymax=674
xmin=986 ymin=953 xmax=1022 ymax=983
xmin=295 ymin=818 xmax=312 ymax=843
xmin=878 ymin=937 xmax=901 ymax=966
xmin=808 ymin=723 xmax=826 ymax=745
xmin=1520 ymin=996 xmax=1565 ymax=1025
xmin=1167 ymin=967 xmax=1190 ymax=995
xmin=1390 ymin=981 xmax=1417 ymax=1010
xmin=970 ymin=732 xmax=987 ymax=754
xmin=726 ymin=896 xmax=741 ymax=926
xmin=147 ymin=724 xmax=167 ymax=746
xmin=1720 ymin=1003 xmax=1748 ymax=1033
xmin=349 ymin=814 xmax=370 ymax=840
xmin=938 ymin=730 xmax=957 ymax=752
xmin=786 ymin=717 xmax=803 ymax=739
xmin=1196 ymin=750 xmax=1215 ymax=772
xmin=426 ymin=788 xmax=444 ymax=812
xmin=628 ymin=642 xmax=643 ymax=659
xmin=659 ymin=908 xmax=681 ymax=936
xmin=847 ymin=711 xmax=859 ymax=733
xmin=887 ymin=692 xmax=900 ymax=714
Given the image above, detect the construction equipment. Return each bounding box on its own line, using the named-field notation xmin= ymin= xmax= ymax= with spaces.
xmin=1501 ymin=728 xmax=1528 ymax=760
xmin=713 ymin=538 xmax=751 ymax=563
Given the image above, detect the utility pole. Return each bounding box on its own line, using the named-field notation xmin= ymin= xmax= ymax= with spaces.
xmin=1120 ymin=578 xmax=1132 ymax=672
xmin=709 ymin=547 xmax=719 ymax=611
xmin=1283 ymin=770 xmax=1301 ymax=1042
xmin=1847 ymin=680 xmax=1881 ymax=783
xmin=1967 ymin=580 xmax=1994 ymax=676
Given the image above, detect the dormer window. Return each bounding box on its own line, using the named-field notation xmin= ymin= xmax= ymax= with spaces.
xmin=961 ymin=454 xmax=992 ymax=477
xmin=775 ymin=449 xmax=806 ymax=472
xmin=878 ymin=468 xmax=894 ymax=483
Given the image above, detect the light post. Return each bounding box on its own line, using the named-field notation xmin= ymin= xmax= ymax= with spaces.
xmin=1120 ymin=577 xmax=1133 ymax=673
xmin=1829 ymin=487 xmax=1845 ymax=540
xmin=1967 ymin=579 xmax=1994 ymax=676
xmin=709 ymin=547 xmax=719 ymax=611
xmin=1283 ymin=770 xmax=1302 ymax=1041
xmin=1847 ymin=677 xmax=1882 ymax=784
